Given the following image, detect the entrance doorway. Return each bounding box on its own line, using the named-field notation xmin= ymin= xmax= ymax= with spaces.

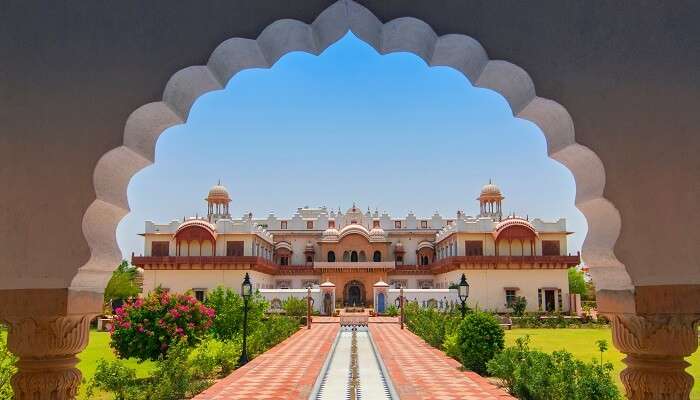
xmin=343 ymin=280 xmax=365 ymax=307
xmin=544 ymin=289 xmax=556 ymax=312
xmin=377 ymin=292 xmax=385 ymax=313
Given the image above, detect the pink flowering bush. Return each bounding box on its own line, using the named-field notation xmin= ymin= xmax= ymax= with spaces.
xmin=111 ymin=288 xmax=215 ymax=361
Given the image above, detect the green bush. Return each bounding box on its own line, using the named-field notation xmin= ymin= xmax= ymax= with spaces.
xmin=189 ymin=338 xmax=241 ymax=379
xmin=385 ymin=304 xmax=399 ymax=317
xmin=110 ymin=288 xmax=215 ymax=361
xmin=84 ymin=359 xmax=141 ymax=400
xmin=0 ymin=332 xmax=17 ymax=400
xmin=457 ymin=311 xmax=505 ymax=374
xmin=142 ymin=341 xmax=209 ymax=400
xmin=205 ymin=286 xmax=268 ymax=341
xmin=282 ymin=297 xmax=308 ymax=317
xmin=403 ymin=302 xmax=462 ymax=349
xmin=510 ymin=296 xmax=527 ymax=317
xmin=487 ymin=336 xmax=620 ymax=400
xmin=247 ymin=316 xmax=299 ymax=358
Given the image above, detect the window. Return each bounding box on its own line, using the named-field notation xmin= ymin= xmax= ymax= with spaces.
xmin=151 ymin=241 xmax=169 ymax=256
xmin=446 ymin=220 xmax=453 ymax=226
xmin=226 ymin=241 xmax=244 ymax=256
xmin=306 ymin=255 xmax=313 ymax=263
xmin=327 ymin=251 xmax=336 ymax=262
xmin=193 ymin=289 xmax=206 ymax=302
xmin=359 ymin=251 xmax=367 ymax=262
xmin=542 ymin=240 xmax=560 ymax=256
xmin=350 ymin=251 xmax=358 ymax=262
xmin=343 ymin=251 xmax=350 ymax=261
xmin=279 ymin=256 xmax=289 ymax=265
xmin=394 ymin=220 xmax=401 ymax=229
xmin=280 ymin=221 xmax=287 ymax=229
xmin=373 ymin=250 xmax=381 ymax=262
xmin=373 ymin=220 xmax=380 ymax=228
xmin=465 ymin=241 xmax=484 ymax=256
xmin=328 ymin=220 xmax=335 ymax=228
xmin=420 ymin=255 xmax=430 ymax=265
xmin=396 ymin=255 xmax=403 ymax=263
xmin=306 ymin=221 xmax=313 ymax=229
xmin=505 ymin=289 xmax=517 ymax=307
xmin=420 ymin=220 xmax=428 ymax=229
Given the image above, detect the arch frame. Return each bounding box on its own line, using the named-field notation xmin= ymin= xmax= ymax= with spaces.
xmin=78 ymin=0 xmax=630 ymax=295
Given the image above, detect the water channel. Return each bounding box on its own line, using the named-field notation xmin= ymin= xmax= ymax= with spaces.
xmin=311 ymin=325 xmax=397 ymax=400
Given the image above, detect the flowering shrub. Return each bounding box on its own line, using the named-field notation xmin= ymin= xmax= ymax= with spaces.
xmin=111 ymin=288 xmax=215 ymax=361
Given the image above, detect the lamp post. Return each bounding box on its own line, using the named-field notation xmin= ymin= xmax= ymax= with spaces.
xmin=239 ymin=272 xmax=252 ymax=366
xmin=399 ymin=287 xmax=405 ymax=330
xmin=458 ymin=273 xmax=470 ymax=318
xmin=306 ymin=286 xmax=314 ymax=330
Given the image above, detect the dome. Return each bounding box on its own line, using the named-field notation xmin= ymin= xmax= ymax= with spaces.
xmin=206 ymin=182 xmax=230 ymax=202
xmin=480 ymin=181 xmax=502 ymax=197
xmin=323 ymin=227 xmax=339 ymax=237
xmin=369 ymin=227 xmax=386 ymax=240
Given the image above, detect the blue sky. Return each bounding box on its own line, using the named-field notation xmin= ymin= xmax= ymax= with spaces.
xmin=117 ymin=32 xmax=586 ymax=259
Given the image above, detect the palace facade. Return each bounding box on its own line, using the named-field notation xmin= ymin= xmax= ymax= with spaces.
xmin=132 ymin=181 xmax=580 ymax=313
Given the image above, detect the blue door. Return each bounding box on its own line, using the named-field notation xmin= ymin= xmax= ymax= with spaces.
xmin=377 ymin=292 xmax=385 ymax=313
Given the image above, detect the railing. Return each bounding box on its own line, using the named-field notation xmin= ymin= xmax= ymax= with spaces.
xmin=131 ymin=256 xmax=277 ymax=272
xmin=313 ymin=261 xmax=396 ymax=269
xmin=430 ymin=255 xmax=580 ymax=270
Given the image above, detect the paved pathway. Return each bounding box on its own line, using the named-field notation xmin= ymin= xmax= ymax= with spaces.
xmin=194 ymin=320 xmax=513 ymax=400
xmin=369 ymin=323 xmax=514 ymax=400
xmin=193 ymin=324 xmax=338 ymax=400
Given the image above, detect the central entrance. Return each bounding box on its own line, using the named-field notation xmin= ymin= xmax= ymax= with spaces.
xmin=344 ymin=280 xmax=366 ymax=307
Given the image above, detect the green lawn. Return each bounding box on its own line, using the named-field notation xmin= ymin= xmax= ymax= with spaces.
xmin=505 ymin=328 xmax=700 ymax=400
xmin=76 ymin=331 xmax=155 ymax=399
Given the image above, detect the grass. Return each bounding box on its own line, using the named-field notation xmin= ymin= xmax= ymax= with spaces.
xmin=76 ymin=330 xmax=156 ymax=399
xmin=505 ymin=328 xmax=700 ymax=400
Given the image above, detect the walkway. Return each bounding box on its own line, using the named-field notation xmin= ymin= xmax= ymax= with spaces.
xmin=193 ymin=324 xmax=338 ymax=400
xmin=369 ymin=323 xmax=514 ymax=400
xmin=194 ymin=320 xmax=513 ymax=400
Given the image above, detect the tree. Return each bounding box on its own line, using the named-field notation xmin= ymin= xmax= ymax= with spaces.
xmin=204 ymin=286 xmax=268 ymax=341
xmin=104 ymin=261 xmax=140 ymax=303
xmin=568 ymin=267 xmax=587 ymax=295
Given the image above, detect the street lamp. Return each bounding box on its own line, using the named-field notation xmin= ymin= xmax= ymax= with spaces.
xmin=239 ymin=272 xmax=252 ymax=366
xmin=458 ymin=273 xmax=470 ymax=318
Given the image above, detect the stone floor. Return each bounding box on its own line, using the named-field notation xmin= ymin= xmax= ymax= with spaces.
xmin=193 ymin=323 xmax=338 ymax=400
xmin=369 ymin=323 xmax=515 ymax=400
xmin=194 ymin=320 xmax=513 ymax=400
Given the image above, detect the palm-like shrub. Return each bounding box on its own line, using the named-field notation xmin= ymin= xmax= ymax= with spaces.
xmin=110 ymin=288 xmax=215 ymax=361
xmin=457 ymin=311 xmax=505 ymax=374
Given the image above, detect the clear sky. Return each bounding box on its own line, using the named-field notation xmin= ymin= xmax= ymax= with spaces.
xmin=117 ymin=32 xmax=586 ymax=260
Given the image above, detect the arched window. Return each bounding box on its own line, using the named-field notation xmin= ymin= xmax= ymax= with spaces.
xmin=306 ymin=255 xmax=313 ymax=263
xmin=279 ymin=256 xmax=289 ymax=265
xmin=359 ymin=251 xmax=366 ymax=262
xmin=327 ymin=251 xmax=336 ymax=262
xmin=343 ymin=251 xmax=350 ymax=261
xmin=351 ymin=251 xmax=358 ymax=262
xmin=373 ymin=250 xmax=381 ymax=262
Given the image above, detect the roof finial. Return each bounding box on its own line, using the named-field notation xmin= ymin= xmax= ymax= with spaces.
xmin=218 ymin=179 xmax=221 ymax=185
xmin=489 ymin=178 xmax=492 ymax=184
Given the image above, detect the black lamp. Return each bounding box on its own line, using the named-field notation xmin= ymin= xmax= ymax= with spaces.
xmin=458 ymin=273 xmax=470 ymax=318
xmin=239 ymin=272 xmax=252 ymax=365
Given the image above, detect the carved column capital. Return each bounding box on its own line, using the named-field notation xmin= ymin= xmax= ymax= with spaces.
xmin=609 ymin=313 xmax=700 ymax=400
xmin=2 ymin=315 xmax=94 ymax=400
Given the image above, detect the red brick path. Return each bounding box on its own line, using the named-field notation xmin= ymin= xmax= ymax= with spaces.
xmin=369 ymin=323 xmax=514 ymax=400
xmin=193 ymin=324 xmax=338 ymax=400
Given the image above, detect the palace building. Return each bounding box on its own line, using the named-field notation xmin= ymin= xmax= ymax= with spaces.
xmin=132 ymin=181 xmax=580 ymax=313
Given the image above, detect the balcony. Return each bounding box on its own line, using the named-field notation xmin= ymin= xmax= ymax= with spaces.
xmin=312 ymin=261 xmax=397 ymax=270
xmin=131 ymin=255 xmax=277 ymax=273
xmin=430 ymin=255 xmax=580 ymax=272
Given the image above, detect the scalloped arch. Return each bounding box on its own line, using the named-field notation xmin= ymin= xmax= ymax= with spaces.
xmin=77 ymin=0 xmax=632 ymax=293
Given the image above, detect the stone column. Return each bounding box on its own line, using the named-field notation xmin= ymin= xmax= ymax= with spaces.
xmin=610 ymin=314 xmax=699 ymax=399
xmin=599 ymin=286 xmax=700 ymax=400
xmin=0 ymin=289 xmax=101 ymax=400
